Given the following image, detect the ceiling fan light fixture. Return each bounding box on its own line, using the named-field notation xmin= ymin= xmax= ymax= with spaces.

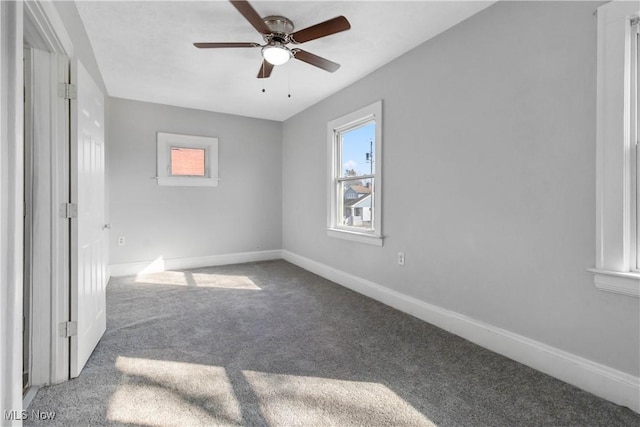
xmin=262 ymin=43 xmax=291 ymax=65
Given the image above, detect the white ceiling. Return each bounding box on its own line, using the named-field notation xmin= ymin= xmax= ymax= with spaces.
xmin=75 ymin=1 xmax=495 ymax=121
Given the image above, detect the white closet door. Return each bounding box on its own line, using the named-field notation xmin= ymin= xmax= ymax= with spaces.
xmin=70 ymin=59 xmax=107 ymax=378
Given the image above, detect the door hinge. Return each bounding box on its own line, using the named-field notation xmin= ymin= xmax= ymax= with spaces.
xmin=59 ymin=321 xmax=77 ymax=338
xmin=57 ymin=82 xmax=77 ymax=100
xmin=60 ymin=202 xmax=77 ymax=219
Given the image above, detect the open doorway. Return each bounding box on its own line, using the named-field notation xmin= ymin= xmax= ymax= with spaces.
xmin=22 ymin=6 xmax=74 ymax=398
xmin=21 ymin=44 xmax=71 ymax=401
xmin=22 ymin=3 xmax=109 ymax=403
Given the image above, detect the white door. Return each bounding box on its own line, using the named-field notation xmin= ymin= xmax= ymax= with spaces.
xmin=70 ymin=59 xmax=107 ymax=377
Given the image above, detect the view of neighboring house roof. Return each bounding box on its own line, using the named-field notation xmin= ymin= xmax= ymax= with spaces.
xmin=349 ymin=185 xmax=371 ymax=194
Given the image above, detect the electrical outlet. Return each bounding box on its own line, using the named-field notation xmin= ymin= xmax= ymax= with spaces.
xmin=397 ymin=252 xmax=405 ymax=266
xmin=118 ymin=236 xmax=126 ymax=246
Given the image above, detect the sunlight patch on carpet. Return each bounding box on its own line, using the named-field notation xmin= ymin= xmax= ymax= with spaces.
xmin=107 ymin=356 xmax=436 ymax=426
xmin=242 ymin=370 xmax=437 ymax=426
xmin=108 ymin=356 xmax=244 ymax=426
xmin=134 ymin=271 xmax=261 ymax=289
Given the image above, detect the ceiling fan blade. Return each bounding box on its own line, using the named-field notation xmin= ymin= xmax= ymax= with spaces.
xmin=229 ymin=0 xmax=271 ymax=35
xmin=194 ymin=42 xmax=260 ymax=48
xmin=292 ymin=49 xmax=340 ymax=73
xmin=257 ymin=60 xmax=274 ymax=79
xmin=290 ymin=16 xmax=351 ymax=44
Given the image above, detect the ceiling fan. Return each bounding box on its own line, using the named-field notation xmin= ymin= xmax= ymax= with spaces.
xmin=194 ymin=0 xmax=351 ymax=79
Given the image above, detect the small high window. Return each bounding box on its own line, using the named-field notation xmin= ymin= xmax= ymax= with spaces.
xmin=156 ymin=132 xmax=218 ymax=187
xmin=170 ymin=147 xmax=206 ymax=177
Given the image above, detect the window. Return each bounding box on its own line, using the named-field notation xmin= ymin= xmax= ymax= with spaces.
xmin=591 ymin=1 xmax=640 ymax=297
xmin=327 ymin=100 xmax=383 ymax=245
xmin=156 ymin=132 xmax=218 ymax=187
xmin=170 ymin=147 xmax=206 ymax=177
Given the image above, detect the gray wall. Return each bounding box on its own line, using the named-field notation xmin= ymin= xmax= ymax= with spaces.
xmin=108 ymin=98 xmax=282 ymax=265
xmin=282 ymin=1 xmax=640 ymax=376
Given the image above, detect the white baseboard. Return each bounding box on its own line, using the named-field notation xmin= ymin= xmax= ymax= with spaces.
xmin=109 ymin=250 xmax=283 ymax=277
xmin=281 ymin=250 xmax=640 ymax=413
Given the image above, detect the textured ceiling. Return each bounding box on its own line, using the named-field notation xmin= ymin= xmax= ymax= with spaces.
xmin=76 ymin=1 xmax=495 ymax=121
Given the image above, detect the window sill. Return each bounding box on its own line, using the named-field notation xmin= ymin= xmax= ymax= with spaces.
xmin=327 ymin=228 xmax=384 ymax=246
xmin=157 ymin=177 xmax=219 ymax=187
xmin=588 ymin=268 xmax=640 ymax=298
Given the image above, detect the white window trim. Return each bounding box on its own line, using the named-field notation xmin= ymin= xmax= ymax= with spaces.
xmin=327 ymin=100 xmax=383 ymax=246
xmin=156 ymin=132 xmax=219 ymax=187
xmin=593 ymin=1 xmax=640 ymax=297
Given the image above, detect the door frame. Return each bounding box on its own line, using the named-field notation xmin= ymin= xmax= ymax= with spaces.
xmin=1 ymin=0 xmax=25 ymax=418
xmin=23 ymin=1 xmax=73 ymax=387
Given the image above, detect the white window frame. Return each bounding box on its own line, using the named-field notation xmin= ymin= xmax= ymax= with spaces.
xmin=591 ymin=1 xmax=640 ymax=297
xmin=632 ymin=18 xmax=639 ymax=272
xmin=156 ymin=132 xmax=219 ymax=187
xmin=327 ymin=100 xmax=383 ymax=246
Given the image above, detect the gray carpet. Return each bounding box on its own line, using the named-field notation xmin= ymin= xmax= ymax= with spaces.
xmin=25 ymin=260 xmax=640 ymax=426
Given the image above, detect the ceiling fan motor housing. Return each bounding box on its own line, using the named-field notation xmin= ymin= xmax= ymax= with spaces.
xmin=263 ymin=15 xmax=294 ymax=43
